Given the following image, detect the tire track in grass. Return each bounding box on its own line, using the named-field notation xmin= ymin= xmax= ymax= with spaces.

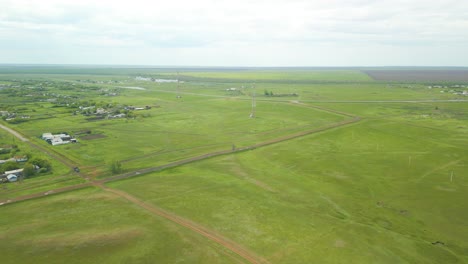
xmin=99 ymin=185 xmax=270 ymax=264
xmin=416 ymin=159 xmax=461 ymax=183
xmin=0 ymin=183 xmax=92 ymax=205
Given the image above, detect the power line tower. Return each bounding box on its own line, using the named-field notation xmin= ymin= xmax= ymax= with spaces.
xmin=250 ymin=84 xmax=256 ymax=118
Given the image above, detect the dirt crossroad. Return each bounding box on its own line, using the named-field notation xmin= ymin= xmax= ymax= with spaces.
xmin=0 ymin=104 xmax=360 ymax=264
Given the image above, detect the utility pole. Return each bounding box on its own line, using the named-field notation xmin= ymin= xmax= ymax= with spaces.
xmin=250 ymin=84 xmax=256 ymax=118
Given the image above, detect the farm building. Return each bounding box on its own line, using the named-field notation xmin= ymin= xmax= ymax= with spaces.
xmin=6 ymin=174 xmax=17 ymax=182
xmin=42 ymin=133 xmax=53 ymax=140
xmin=5 ymin=168 xmax=24 ymax=176
xmin=0 ymin=156 xmax=28 ymax=164
xmin=14 ymin=156 xmax=28 ymax=162
xmin=41 ymin=132 xmax=77 ymax=146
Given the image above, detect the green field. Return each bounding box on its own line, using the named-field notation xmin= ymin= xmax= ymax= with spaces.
xmin=1 ymin=67 xmax=467 ymax=263
xmin=0 ymin=187 xmax=242 ymax=264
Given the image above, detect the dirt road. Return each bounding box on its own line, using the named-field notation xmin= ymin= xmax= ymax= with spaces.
xmin=0 ymin=123 xmax=29 ymax=141
xmin=0 ymin=104 xmax=359 ymax=263
xmin=101 ymin=185 xmax=269 ymax=264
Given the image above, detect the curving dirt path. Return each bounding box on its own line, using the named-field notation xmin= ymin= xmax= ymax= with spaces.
xmin=100 ymin=185 xmax=269 ymax=264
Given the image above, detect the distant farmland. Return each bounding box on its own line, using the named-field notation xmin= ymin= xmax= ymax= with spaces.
xmin=364 ymin=69 xmax=468 ymax=82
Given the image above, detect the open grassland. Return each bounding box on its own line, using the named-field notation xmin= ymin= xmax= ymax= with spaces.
xmin=163 ymin=69 xmax=373 ymax=83
xmin=1 ymin=67 xmax=467 ymax=263
xmin=109 ymin=111 xmax=468 ymax=263
xmin=13 ymin=97 xmax=345 ymax=174
xmin=4 ymin=81 xmax=347 ymax=177
xmin=0 ymin=187 xmax=243 ymax=264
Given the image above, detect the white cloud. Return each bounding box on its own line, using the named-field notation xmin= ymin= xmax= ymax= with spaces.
xmin=0 ymin=0 xmax=467 ymax=65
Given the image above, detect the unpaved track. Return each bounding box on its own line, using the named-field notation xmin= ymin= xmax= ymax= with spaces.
xmin=0 ymin=104 xmax=360 ymax=263
xmin=1 ymin=113 xmax=361 ymax=203
xmin=0 ymin=122 xmax=78 ymax=170
xmin=416 ymin=159 xmax=461 ymax=182
xmin=1 ymin=116 xmax=359 ymax=205
xmin=0 ymin=123 xmax=29 ymax=141
xmin=101 ymin=117 xmax=360 ymax=184
xmin=100 ymin=185 xmax=269 ymax=264
xmin=0 ymin=183 xmax=92 ymax=205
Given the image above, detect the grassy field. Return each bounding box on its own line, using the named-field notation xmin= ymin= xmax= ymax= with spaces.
xmin=162 ymin=69 xmax=374 ymax=83
xmin=108 ymin=116 xmax=467 ymax=263
xmin=0 ymin=187 xmax=243 ymax=264
xmin=0 ymin=67 xmax=467 ymax=263
xmin=3 ymin=77 xmax=348 ymax=177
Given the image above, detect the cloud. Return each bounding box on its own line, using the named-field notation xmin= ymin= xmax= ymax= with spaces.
xmin=0 ymin=0 xmax=467 ymax=65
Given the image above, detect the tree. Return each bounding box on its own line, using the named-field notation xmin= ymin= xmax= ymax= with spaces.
xmin=29 ymin=157 xmax=52 ymax=172
xmin=23 ymin=163 xmax=36 ymax=177
xmin=110 ymin=160 xmax=122 ymax=175
xmin=1 ymin=161 xmax=19 ymax=172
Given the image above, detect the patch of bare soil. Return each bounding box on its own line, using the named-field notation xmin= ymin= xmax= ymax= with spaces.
xmin=81 ymin=134 xmax=107 ymax=140
xmin=334 ymin=239 xmax=347 ymax=248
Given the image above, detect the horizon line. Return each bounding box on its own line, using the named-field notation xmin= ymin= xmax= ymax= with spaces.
xmin=0 ymin=63 xmax=468 ymax=69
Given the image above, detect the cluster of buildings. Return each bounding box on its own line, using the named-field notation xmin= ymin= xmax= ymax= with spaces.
xmin=0 ymin=168 xmax=23 ymax=182
xmin=77 ymin=105 xmax=151 ymax=119
xmin=1 ymin=166 xmax=40 ymax=183
xmin=135 ymin=76 xmax=181 ymax=83
xmin=41 ymin=133 xmax=77 ymax=146
xmin=0 ymin=157 xmax=28 ymax=182
xmin=428 ymin=85 xmax=468 ymax=96
xmin=0 ymin=156 xmax=28 ymax=165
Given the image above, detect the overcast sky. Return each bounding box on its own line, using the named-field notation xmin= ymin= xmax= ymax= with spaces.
xmin=1 ymin=0 xmax=467 ymax=66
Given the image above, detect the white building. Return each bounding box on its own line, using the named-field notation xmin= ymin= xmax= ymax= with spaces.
xmin=5 ymin=168 xmax=24 ymax=176
xmin=6 ymin=174 xmax=17 ymax=182
xmin=42 ymin=133 xmax=53 ymax=140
